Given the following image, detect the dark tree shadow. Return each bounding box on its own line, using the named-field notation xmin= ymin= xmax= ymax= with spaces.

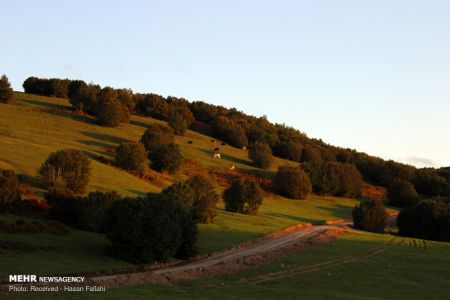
xmin=199 ymin=149 xmax=251 ymax=166
xmin=129 ymin=120 xmax=150 ymax=128
xmin=17 ymin=174 xmax=43 ymax=190
xmin=262 ymin=212 xmax=316 ymax=223
xmin=126 ymin=189 xmax=148 ymax=197
xmin=78 ymin=139 xmax=114 ymax=149
xmin=43 ymin=109 xmax=96 ymax=124
xmin=20 ymin=99 xmax=71 ymax=111
xmin=80 ymin=131 xmax=129 ymax=145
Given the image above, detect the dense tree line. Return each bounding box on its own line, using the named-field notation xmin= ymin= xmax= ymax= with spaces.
xmin=22 ymin=76 xmax=450 ymax=202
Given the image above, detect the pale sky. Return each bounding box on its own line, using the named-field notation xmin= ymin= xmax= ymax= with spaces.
xmin=1 ymin=0 xmax=449 ymax=167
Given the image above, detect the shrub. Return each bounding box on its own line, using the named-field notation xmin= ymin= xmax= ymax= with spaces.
xmin=352 ymin=199 xmax=388 ymax=233
xmin=46 ymin=190 xmax=121 ymax=232
xmin=397 ymin=198 xmax=450 ymax=242
xmin=186 ymin=175 xmax=219 ymax=224
xmin=115 ymin=142 xmax=147 ymax=174
xmin=141 ymin=124 xmax=175 ymax=155
xmin=0 ymin=169 xmax=21 ymax=212
xmin=274 ymin=166 xmax=312 ymax=200
xmin=0 ymin=75 xmax=14 ymax=104
xmin=388 ymin=180 xmax=420 ymax=207
xmin=151 ymin=143 xmax=183 ymax=174
xmin=168 ymin=112 xmax=188 ymax=135
xmin=161 ymin=176 xmax=219 ymax=224
xmin=103 ymin=193 xmax=197 ymax=263
xmin=95 ymin=97 xmax=130 ymax=127
xmin=249 ymin=142 xmax=273 ymax=169
xmin=69 ymin=84 xmax=99 ymax=114
xmin=302 ymin=161 xmax=363 ymax=198
xmin=38 ymin=149 xmax=91 ymax=194
xmin=223 ymin=178 xmax=263 ymax=215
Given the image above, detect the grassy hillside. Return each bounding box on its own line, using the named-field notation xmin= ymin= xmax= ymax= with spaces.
xmin=6 ymin=231 xmax=450 ymax=300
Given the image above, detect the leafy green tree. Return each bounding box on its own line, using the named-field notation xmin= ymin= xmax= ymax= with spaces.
xmin=397 ymin=198 xmax=449 ymax=242
xmin=115 ymin=142 xmax=147 ymax=174
xmin=151 ymin=143 xmax=183 ymax=174
xmin=95 ymin=88 xmax=130 ymax=127
xmin=103 ymin=193 xmax=197 ymax=263
xmin=223 ymin=178 xmax=263 ymax=215
xmin=352 ymin=199 xmax=388 ymax=233
xmin=249 ymin=142 xmax=273 ymax=169
xmin=186 ymin=175 xmax=219 ymax=223
xmin=38 ymin=149 xmax=91 ymax=194
xmin=141 ymin=124 xmax=175 ymax=155
xmin=168 ymin=112 xmax=188 ymax=135
xmin=388 ymin=180 xmax=420 ymax=207
xmin=274 ymin=166 xmax=312 ymax=200
xmin=0 ymin=169 xmax=21 ymax=212
xmin=0 ymin=75 xmax=14 ymax=104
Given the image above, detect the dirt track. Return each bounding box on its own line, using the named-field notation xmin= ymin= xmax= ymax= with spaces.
xmin=1 ymin=221 xmax=364 ymax=292
xmin=85 ymin=223 xmax=354 ymax=288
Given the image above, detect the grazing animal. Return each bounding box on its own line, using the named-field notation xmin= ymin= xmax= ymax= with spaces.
xmin=211 ymin=139 xmax=215 ymax=143
xmin=230 ymin=165 xmax=235 ymax=170
xmin=242 ymin=146 xmax=247 ymax=150
xmin=214 ymin=147 xmax=220 ymax=152
xmin=221 ymin=142 xmax=226 ymax=146
xmin=188 ymin=140 xmax=193 ymax=144
xmin=213 ymin=153 xmax=221 ymax=159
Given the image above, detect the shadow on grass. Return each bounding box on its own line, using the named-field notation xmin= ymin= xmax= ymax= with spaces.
xmin=20 ymin=99 xmax=70 ymax=111
xmin=125 ymin=189 xmax=148 ymax=197
xmin=129 ymin=120 xmax=150 ymax=128
xmin=43 ymin=109 xmax=96 ymax=125
xmin=17 ymin=174 xmax=43 ymax=190
xmin=80 ymin=131 xmax=129 ymax=145
xmin=262 ymin=212 xmax=317 ymax=224
xmin=78 ymin=139 xmax=114 ymax=149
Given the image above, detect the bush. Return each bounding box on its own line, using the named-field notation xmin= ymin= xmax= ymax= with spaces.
xmin=397 ymin=198 xmax=449 ymax=242
xmin=0 ymin=169 xmax=21 ymax=212
xmin=352 ymin=199 xmax=388 ymax=233
xmin=95 ymin=88 xmax=130 ymax=127
xmin=274 ymin=166 xmax=312 ymax=200
xmin=249 ymin=142 xmax=273 ymax=169
xmin=141 ymin=124 xmax=175 ymax=155
xmin=223 ymin=179 xmax=263 ymax=215
xmin=69 ymin=84 xmax=99 ymax=113
xmin=38 ymin=149 xmax=91 ymax=194
xmin=161 ymin=176 xmax=219 ymax=224
xmin=151 ymin=143 xmax=183 ymax=174
xmin=0 ymin=75 xmax=14 ymax=104
xmin=115 ymin=142 xmax=147 ymax=174
xmin=302 ymin=161 xmax=363 ymax=198
xmin=103 ymin=193 xmax=197 ymax=263
xmin=186 ymin=175 xmax=219 ymax=224
xmin=388 ymin=180 xmax=420 ymax=207
xmin=168 ymin=112 xmax=188 ymax=135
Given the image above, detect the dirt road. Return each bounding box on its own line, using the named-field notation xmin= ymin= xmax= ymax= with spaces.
xmin=86 ymin=222 xmax=353 ymax=288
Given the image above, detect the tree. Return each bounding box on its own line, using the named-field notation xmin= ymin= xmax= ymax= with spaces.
xmin=103 ymin=193 xmax=197 ymax=263
xmin=388 ymin=180 xmax=420 ymax=207
xmin=151 ymin=143 xmax=183 ymax=174
xmin=0 ymin=169 xmax=21 ymax=212
xmin=397 ymin=198 xmax=450 ymax=242
xmin=223 ymin=178 xmax=263 ymax=215
xmin=0 ymin=75 xmax=14 ymax=104
xmin=352 ymin=199 xmax=388 ymax=233
xmin=38 ymin=149 xmax=91 ymax=194
xmin=301 ymin=145 xmax=322 ymax=163
xmin=161 ymin=176 xmax=219 ymax=224
xmin=141 ymin=124 xmax=175 ymax=155
xmin=274 ymin=166 xmax=312 ymax=200
xmin=249 ymin=142 xmax=273 ymax=169
xmin=115 ymin=142 xmax=147 ymax=174
xmin=168 ymin=112 xmax=188 ymax=135
xmin=69 ymin=84 xmax=99 ymax=113
xmin=95 ymin=88 xmax=130 ymax=127
xmin=186 ymin=175 xmax=219 ymax=223
xmin=302 ymin=161 xmax=363 ymax=198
